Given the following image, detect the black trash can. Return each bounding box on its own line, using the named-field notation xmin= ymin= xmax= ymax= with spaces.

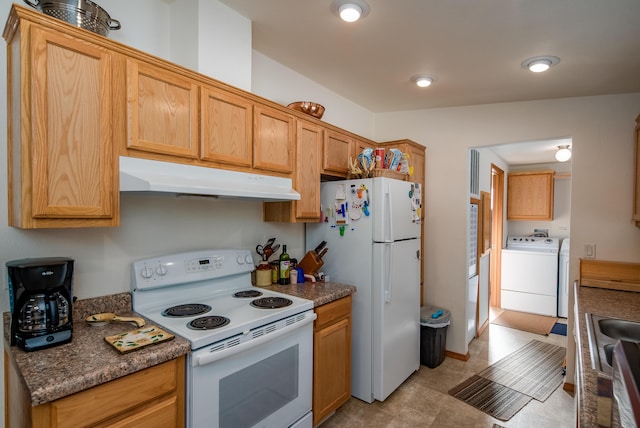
xmin=420 ymin=305 xmax=451 ymax=368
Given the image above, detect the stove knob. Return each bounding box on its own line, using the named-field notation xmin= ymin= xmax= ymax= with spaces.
xmin=244 ymin=254 xmax=253 ymax=264
xmin=156 ymin=264 xmax=168 ymax=276
xmin=236 ymin=255 xmax=245 ymax=264
xmin=140 ymin=266 xmax=154 ymax=279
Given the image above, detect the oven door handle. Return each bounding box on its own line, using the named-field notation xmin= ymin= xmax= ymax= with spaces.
xmin=193 ymin=311 xmax=317 ymax=367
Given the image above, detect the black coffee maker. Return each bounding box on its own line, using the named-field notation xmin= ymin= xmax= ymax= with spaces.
xmin=7 ymin=257 xmax=74 ymax=352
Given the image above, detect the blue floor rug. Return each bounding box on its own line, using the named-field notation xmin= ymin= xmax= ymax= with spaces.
xmin=550 ymin=322 xmax=567 ymax=336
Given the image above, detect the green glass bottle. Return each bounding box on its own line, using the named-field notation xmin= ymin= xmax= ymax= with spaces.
xmin=279 ymin=245 xmax=290 ymax=285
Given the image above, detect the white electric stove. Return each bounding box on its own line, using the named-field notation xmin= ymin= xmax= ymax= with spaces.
xmin=131 ymin=249 xmax=316 ymax=428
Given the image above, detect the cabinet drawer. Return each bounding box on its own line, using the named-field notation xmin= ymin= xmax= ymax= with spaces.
xmin=315 ymin=296 xmax=352 ymax=330
xmin=49 ymin=359 xmax=180 ymax=427
xmin=106 ymin=395 xmax=179 ymax=428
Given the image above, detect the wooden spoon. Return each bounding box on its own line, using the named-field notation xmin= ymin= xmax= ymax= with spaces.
xmin=85 ymin=313 xmax=146 ymax=327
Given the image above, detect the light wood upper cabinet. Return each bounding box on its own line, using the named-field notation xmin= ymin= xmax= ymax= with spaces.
xmin=126 ymin=59 xmax=199 ymax=158
xmin=353 ymin=138 xmax=375 ymax=159
xmin=633 ymin=114 xmax=640 ymax=227
xmin=263 ymin=118 xmax=322 ymax=222
xmin=323 ymin=129 xmax=352 ymax=176
xmin=294 ymin=120 xmax=322 ymax=220
xmin=253 ymin=103 xmax=295 ymax=174
xmin=5 ymin=16 xmax=118 ymax=228
xmin=201 ymin=86 xmax=253 ymax=168
xmin=507 ymin=170 xmax=555 ymax=220
xmin=378 ymin=139 xmax=426 ymax=185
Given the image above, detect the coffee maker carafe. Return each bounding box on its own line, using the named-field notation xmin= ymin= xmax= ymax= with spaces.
xmin=7 ymin=257 xmax=74 ymax=352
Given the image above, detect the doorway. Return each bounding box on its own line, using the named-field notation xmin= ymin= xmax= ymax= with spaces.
xmin=490 ymin=164 xmax=504 ymax=308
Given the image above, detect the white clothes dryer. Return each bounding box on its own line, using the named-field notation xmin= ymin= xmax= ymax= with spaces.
xmin=500 ymin=236 xmax=560 ymax=317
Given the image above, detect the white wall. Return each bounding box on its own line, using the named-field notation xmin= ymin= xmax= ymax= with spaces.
xmin=374 ymin=93 xmax=640 ymax=383
xmin=251 ymin=51 xmax=375 ymax=140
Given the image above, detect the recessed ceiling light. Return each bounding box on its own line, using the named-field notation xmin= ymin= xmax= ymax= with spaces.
xmin=411 ymin=75 xmax=434 ymax=88
xmin=331 ymin=0 xmax=370 ymax=22
xmin=555 ymin=145 xmax=572 ymax=162
xmin=521 ymin=56 xmax=561 ymax=73
xmin=339 ymin=4 xmax=362 ymax=22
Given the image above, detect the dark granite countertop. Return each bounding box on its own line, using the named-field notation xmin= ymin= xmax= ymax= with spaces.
xmin=257 ymin=281 xmax=357 ymax=306
xmin=4 ymin=292 xmax=191 ymax=406
xmin=575 ymin=284 xmax=640 ymax=427
xmin=5 ymin=283 xmax=354 ymax=407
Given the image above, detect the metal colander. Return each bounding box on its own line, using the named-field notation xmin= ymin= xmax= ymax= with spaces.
xmin=23 ymin=0 xmax=121 ymax=37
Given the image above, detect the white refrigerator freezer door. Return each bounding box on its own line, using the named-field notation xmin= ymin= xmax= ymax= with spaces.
xmin=372 ymin=239 xmax=421 ymax=402
xmin=372 ymin=178 xmax=421 ymax=242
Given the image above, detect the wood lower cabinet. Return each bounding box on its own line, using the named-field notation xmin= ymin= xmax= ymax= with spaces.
xmin=4 ymin=11 xmax=119 ymax=228
xmin=313 ymin=296 xmax=352 ymax=425
xmin=507 ymin=170 xmax=555 ymax=220
xmin=264 ymin=118 xmax=322 ymax=222
xmin=6 ymin=354 xmax=185 ymax=428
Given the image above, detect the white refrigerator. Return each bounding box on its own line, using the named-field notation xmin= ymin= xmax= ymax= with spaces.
xmin=306 ymin=177 xmax=422 ymax=403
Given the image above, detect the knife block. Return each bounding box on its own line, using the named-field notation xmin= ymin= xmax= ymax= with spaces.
xmin=298 ymin=251 xmax=324 ymax=275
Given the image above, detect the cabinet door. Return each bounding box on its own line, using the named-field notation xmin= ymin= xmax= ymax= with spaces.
xmin=201 ymin=86 xmax=253 ymax=168
xmin=353 ymin=138 xmax=375 ymax=159
xmin=29 ymin=26 xmax=116 ymax=222
xmin=253 ymin=103 xmax=294 ymax=174
xmin=313 ymin=317 xmax=351 ymax=425
xmin=295 ymin=119 xmax=322 ymax=220
xmin=507 ymin=171 xmax=554 ymax=220
xmin=634 ymin=115 xmax=640 ymax=226
xmin=407 ymin=144 xmax=426 ymax=186
xmin=126 ymin=59 xmax=199 ymax=158
xmin=323 ymin=129 xmax=352 ymax=176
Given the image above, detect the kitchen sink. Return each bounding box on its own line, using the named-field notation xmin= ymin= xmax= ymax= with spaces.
xmin=586 ymin=314 xmax=640 ymax=376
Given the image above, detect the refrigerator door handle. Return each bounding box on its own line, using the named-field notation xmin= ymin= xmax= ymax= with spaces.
xmin=385 ymin=181 xmax=393 ymax=242
xmin=384 ymin=243 xmax=393 ymax=303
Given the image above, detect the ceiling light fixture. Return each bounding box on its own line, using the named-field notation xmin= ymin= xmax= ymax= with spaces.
xmin=339 ymin=4 xmax=362 ymax=22
xmin=411 ymin=75 xmax=434 ymax=88
xmin=555 ymin=145 xmax=572 ymax=162
xmin=331 ymin=0 xmax=370 ymax=23
xmin=521 ymin=56 xmax=561 ymax=73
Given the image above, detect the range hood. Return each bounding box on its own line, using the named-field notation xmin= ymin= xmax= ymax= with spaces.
xmin=119 ymin=157 xmax=300 ymax=201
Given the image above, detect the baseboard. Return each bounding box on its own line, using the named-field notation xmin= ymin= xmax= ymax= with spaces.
xmin=445 ymin=350 xmax=470 ymax=361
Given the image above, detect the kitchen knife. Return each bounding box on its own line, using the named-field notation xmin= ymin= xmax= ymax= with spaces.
xmin=314 ymin=240 xmax=327 ymax=253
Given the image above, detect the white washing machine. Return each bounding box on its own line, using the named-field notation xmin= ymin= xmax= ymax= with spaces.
xmin=500 ymin=236 xmax=560 ymax=317
xmin=558 ymin=238 xmax=570 ymax=318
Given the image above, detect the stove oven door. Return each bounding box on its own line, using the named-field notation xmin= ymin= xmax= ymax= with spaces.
xmin=188 ymin=311 xmax=315 ymax=428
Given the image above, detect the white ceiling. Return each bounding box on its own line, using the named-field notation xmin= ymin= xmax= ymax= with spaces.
xmin=220 ymin=0 xmax=640 ymax=164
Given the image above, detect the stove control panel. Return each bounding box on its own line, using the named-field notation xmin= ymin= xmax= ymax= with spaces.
xmin=131 ymin=249 xmax=255 ymax=291
xmin=185 ymin=256 xmax=224 ymax=273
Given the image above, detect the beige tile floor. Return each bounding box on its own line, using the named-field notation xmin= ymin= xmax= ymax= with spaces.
xmin=320 ymin=309 xmax=574 ymax=428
